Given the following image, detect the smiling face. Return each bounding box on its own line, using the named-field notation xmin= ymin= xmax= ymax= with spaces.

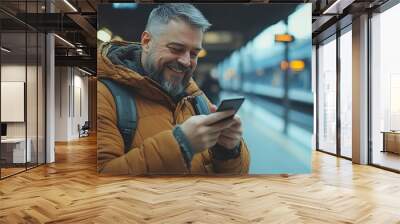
xmin=141 ymin=19 xmax=203 ymax=98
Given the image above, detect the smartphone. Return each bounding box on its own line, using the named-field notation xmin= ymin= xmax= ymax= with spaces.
xmin=212 ymin=97 xmax=245 ymax=124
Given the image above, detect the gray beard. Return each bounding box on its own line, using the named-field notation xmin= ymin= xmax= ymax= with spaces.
xmin=143 ymin=50 xmax=191 ymax=98
xmin=147 ymin=67 xmax=185 ymax=98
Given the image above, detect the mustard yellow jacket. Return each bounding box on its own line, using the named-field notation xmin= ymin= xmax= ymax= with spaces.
xmin=97 ymin=41 xmax=250 ymax=175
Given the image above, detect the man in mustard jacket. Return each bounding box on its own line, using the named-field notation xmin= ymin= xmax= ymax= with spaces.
xmin=97 ymin=3 xmax=250 ymax=175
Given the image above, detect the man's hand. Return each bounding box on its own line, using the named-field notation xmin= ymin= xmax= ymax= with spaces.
xmin=180 ymin=109 xmax=236 ymax=153
xmin=209 ymin=105 xmax=242 ymax=150
xmin=214 ymin=115 xmax=242 ymax=149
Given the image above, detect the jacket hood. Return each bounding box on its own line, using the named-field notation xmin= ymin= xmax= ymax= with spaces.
xmin=97 ymin=41 xmax=202 ymax=106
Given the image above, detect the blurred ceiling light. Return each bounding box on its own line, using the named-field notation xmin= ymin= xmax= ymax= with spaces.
xmin=275 ymin=34 xmax=294 ymax=43
xmin=1 ymin=47 xmax=11 ymax=53
xmin=78 ymin=67 xmax=93 ymax=76
xmin=54 ymin=34 xmax=75 ymax=48
xmin=323 ymin=0 xmax=341 ymax=14
xmin=198 ymin=49 xmax=207 ymax=58
xmin=63 ymin=0 xmax=78 ymax=12
xmin=322 ymin=0 xmax=353 ymax=15
xmin=97 ymin=29 xmax=112 ymax=42
xmin=204 ymin=31 xmax=233 ymax=44
xmin=290 ymin=60 xmax=305 ymax=72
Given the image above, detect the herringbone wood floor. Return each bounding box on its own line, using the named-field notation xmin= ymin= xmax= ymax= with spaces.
xmin=1 ymin=135 xmax=400 ymax=224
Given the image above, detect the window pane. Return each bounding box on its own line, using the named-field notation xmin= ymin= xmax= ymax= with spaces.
xmin=340 ymin=29 xmax=352 ymax=158
xmin=27 ymin=31 xmax=38 ymax=169
xmin=371 ymin=4 xmax=400 ymax=171
xmin=38 ymin=32 xmax=45 ymax=165
xmin=1 ymin=31 xmax=28 ymax=177
xmin=318 ymin=37 xmax=337 ymax=154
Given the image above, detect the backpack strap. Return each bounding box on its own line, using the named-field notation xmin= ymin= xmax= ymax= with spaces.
xmin=193 ymin=94 xmax=210 ymax=115
xmin=99 ymin=79 xmax=137 ymax=153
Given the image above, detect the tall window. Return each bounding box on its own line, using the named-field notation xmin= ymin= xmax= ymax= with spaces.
xmin=339 ymin=28 xmax=352 ymax=158
xmin=371 ymin=3 xmax=400 ymax=171
xmin=317 ymin=36 xmax=337 ymax=154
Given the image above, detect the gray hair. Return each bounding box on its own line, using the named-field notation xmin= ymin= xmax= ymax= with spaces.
xmin=145 ymin=3 xmax=211 ymax=37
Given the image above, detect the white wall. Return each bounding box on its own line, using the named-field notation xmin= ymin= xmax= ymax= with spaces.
xmin=1 ymin=82 xmax=25 ymax=122
xmin=55 ymin=67 xmax=89 ymax=141
xmin=55 ymin=67 xmax=69 ymax=141
xmin=1 ymin=64 xmax=26 ymax=81
xmin=72 ymin=73 xmax=89 ymax=138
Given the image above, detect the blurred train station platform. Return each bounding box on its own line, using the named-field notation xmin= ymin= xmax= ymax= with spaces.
xmin=222 ymin=91 xmax=312 ymax=174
